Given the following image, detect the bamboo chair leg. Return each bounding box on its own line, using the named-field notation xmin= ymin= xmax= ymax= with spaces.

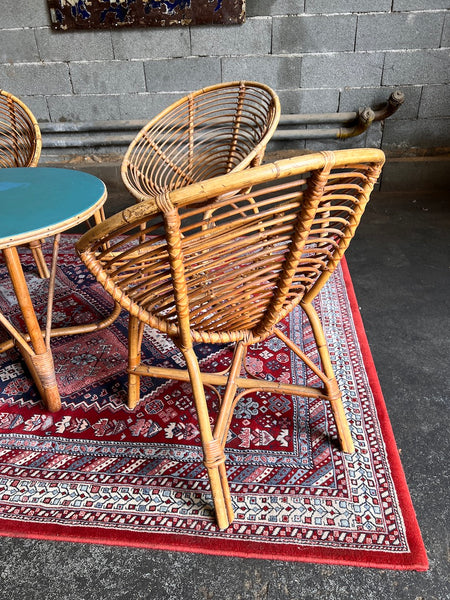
xmin=301 ymin=300 xmax=355 ymax=454
xmin=214 ymin=341 xmax=246 ymax=448
xmin=128 ymin=315 xmax=145 ymax=409
xmin=93 ymin=206 xmax=106 ymax=226
xmin=218 ymin=462 xmax=234 ymax=524
xmin=211 ymin=342 xmax=248 ymax=524
xmin=28 ymin=240 xmax=50 ymax=279
xmin=182 ymin=346 xmax=233 ymax=529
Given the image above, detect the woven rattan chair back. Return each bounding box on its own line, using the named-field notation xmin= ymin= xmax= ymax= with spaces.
xmin=0 ymin=90 xmax=41 ymax=168
xmin=0 ymin=90 xmax=49 ymax=278
xmin=121 ymin=81 xmax=280 ymax=201
xmin=77 ymin=148 xmax=385 ymax=530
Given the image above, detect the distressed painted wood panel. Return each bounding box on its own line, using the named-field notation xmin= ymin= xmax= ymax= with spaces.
xmin=47 ymin=1 xmax=246 ymax=30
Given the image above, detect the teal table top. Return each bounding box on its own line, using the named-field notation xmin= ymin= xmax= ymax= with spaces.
xmin=0 ymin=167 xmax=107 ymax=248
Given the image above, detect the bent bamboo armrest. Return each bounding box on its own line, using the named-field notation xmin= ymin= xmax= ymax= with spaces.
xmin=77 ymin=148 xmax=385 ymax=254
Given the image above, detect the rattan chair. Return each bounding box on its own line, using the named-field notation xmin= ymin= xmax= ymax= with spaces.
xmin=0 ymin=90 xmax=49 ymax=278
xmin=77 ymin=148 xmax=385 ymax=529
xmin=121 ymin=81 xmax=280 ymax=201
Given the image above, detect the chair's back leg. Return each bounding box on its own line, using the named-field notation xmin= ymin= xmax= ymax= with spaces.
xmin=128 ymin=315 xmax=145 ymax=409
xmin=301 ymin=300 xmax=355 ymax=454
xmin=28 ymin=240 xmax=50 ymax=279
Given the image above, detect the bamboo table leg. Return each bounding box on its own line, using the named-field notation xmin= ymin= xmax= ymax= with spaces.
xmin=2 ymin=246 xmax=61 ymax=412
xmin=0 ymin=212 xmax=120 ymax=357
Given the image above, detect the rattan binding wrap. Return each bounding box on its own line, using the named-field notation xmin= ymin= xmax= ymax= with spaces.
xmin=78 ymin=148 xmax=385 ymax=529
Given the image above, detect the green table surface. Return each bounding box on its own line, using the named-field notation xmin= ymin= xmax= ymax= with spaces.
xmin=0 ymin=167 xmax=106 ymax=247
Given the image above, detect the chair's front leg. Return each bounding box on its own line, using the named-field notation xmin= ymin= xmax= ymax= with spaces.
xmin=182 ymin=346 xmax=234 ymax=529
xmin=301 ymin=300 xmax=355 ymax=454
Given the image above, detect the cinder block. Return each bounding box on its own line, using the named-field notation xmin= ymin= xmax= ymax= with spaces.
xmin=393 ymin=0 xmax=450 ymax=10
xmin=246 ymin=1 xmax=303 ymax=17
xmin=35 ymin=28 xmax=114 ymax=62
xmin=365 ymin=120 xmax=383 ymax=148
xmin=383 ymin=49 xmax=449 ymax=85
xmin=112 ymin=28 xmax=190 ymax=60
xmin=222 ymin=56 xmax=301 ymax=90
xmin=442 ymin=13 xmax=450 ymax=47
xmin=0 ymin=62 xmax=71 ymax=95
xmin=19 ymin=96 xmax=50 ymax=123
xmin=191 ymin=18 xmax=271 ymax=56
xmin=301 ymin=52 xmax=384 ymax=89
xmin=339 ymin=86 xmax=422 ymax=120
xmin=419 ymin=85 xmax=450 ymax=118
xmin=277 ymin=88 xmax=339 ymax=114
xmin=2 ymin=0 xmax=50 ymax=27
xmin=118 ymin=92 xmax=184 ymax=120
xmin=382 ymin=118 xmax=450 ymax=152
xmin=273 ymin=15 xmax=356 ymax=54
xmin=144 ymin=57 xmax=221 ymax=93
xmin=305 ymin=0 xmax=391 ymax=13
xmin=70 ymin=60 xmax=146 ymax=94
xmin=303 ymin=138 xmax=343 ymax=152
xmin=356 ymin=12 xmax=444 ymax=52
xmin=47 ymin=94 xmax=121 ymax=122
xmin=0 ymin=29 xmax=39 ymax=63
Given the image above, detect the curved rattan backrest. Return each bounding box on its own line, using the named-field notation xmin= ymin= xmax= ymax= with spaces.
xmin=121 ymin=81 xmax=280 ymax=201
xmin=78 ymin=149 xmax=384 ymax=345
xmin=0 ymin=90 xmax=41 ymax=168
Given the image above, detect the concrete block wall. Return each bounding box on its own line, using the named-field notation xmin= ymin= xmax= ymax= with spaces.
xmin=0 ymin=0 xmax=449 ymax=156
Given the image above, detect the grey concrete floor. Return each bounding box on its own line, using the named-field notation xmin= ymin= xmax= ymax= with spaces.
xmin=0 ymin=170 xmax=448 ymax=600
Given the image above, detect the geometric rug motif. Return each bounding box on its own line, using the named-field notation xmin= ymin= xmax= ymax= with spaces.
xmin=0 ymin=235 xmax=428 ymax=570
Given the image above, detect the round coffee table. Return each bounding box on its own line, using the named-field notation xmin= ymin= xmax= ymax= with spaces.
xmin=0 ymin=167 xmax=115 ymax=412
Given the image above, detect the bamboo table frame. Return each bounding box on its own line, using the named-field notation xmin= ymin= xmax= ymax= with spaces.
xmin=0 ymin=167 xmax=120 ymax=412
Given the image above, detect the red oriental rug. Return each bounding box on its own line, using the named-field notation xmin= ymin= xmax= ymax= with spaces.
xmin=0 ymin=235 xmax=428 ymax=570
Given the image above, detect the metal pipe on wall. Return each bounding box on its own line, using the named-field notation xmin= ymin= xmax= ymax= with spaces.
xmin=40 ymin=90 xmax=404 ymax=150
